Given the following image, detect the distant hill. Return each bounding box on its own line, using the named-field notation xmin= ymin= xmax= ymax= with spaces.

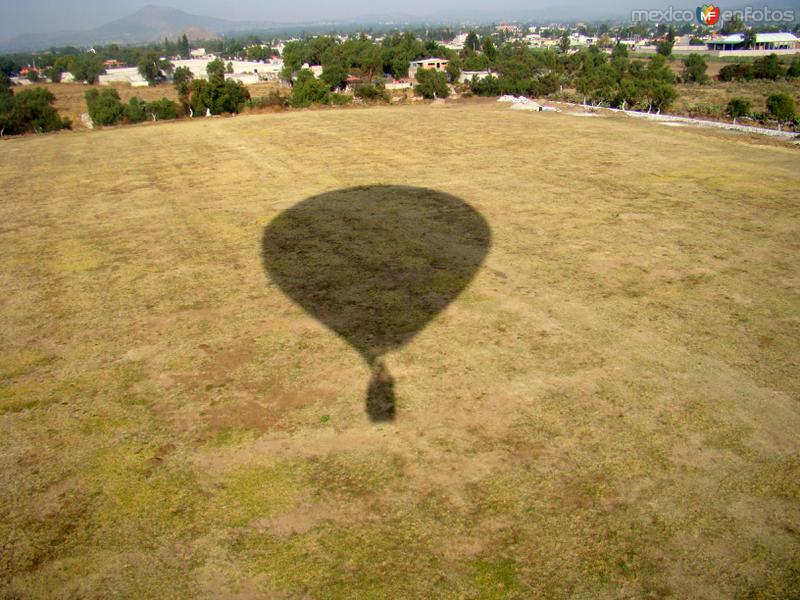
xmin=0 ymin=5 xmax=276 ymax=53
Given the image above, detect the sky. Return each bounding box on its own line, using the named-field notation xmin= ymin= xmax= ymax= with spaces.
xmin=1 ymin=0 xmax=796 ymax=40
xmin=0 ymin=0 xmax=662 ymax=39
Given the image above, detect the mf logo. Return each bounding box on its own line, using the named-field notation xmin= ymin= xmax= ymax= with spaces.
xmin=697 ymin=4 xmax=721 ymax=25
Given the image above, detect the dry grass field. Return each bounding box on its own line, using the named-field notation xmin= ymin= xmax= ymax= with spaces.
xmin=676 ymin=78 xmax=800 ymax=118
xmin=1 ymin=103 xmax=799 ymax=599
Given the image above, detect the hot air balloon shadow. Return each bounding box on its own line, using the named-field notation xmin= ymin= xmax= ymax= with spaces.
xmin=261 ymin=185 xmax=491 ymax=422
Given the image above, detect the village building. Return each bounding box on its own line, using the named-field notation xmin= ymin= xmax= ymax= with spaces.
xmin=408 ymin=58 xmax=449 ymax=80
xmin=706 ymin=32 xmax=799 ymax=52
xmin=458 ymin=70 xmax=493 ymax=84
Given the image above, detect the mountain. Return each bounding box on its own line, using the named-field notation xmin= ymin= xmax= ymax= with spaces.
xmin=0 ymin=5 xmax=277 ymax=53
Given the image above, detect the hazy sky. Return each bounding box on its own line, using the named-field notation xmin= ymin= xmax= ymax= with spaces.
xmin=0 ymin=0 xmax=671 ymax=39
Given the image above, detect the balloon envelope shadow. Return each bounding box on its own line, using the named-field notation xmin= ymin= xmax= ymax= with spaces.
xmin=261 ymin=185 xmax=491 ymax=422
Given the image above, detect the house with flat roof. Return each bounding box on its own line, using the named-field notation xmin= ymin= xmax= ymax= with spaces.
xmin=707 ymin=32 xmax=799 ymax=52
xmin=409 ymin=58 xmax=449 ymax=81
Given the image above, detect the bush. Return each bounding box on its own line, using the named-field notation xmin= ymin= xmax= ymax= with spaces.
xmin=353 ymin=83 xmax=388 ymax=102
xmin=290 ymin=69 xmax=330 ymax=108
xmin=753 ymin=54 xmax=784 ymax=80
xmin=85 ymin=88 xmax=123 ymax=126
xmin=189 ymin=78 xmax=250 ymax=115
xmin=414 ymin=69 xmax=449 ymax=99
xmin=726 ymin=97 xmax=751 ymax=122
xmin=248 ymin=91 xmax=289 ymax=109
xmin=146 ymin=98 xmax=178 ymax=120
xmin=718 ymin=63 xmax=754 ymax=82
xmin=329 ymin=92 xmax=352 ymax=105
xmin=0 ymin=87 xmax=71 ymax=135
xmin=788 ymin=59 xmax=800 ymax=78
xmin=766 ymin=93 xmax=796 ymax=128
xmin=123 ymin=97 xmax=148 ymax=123
xmin=470 ymin=75 xmax=501 ymax=96
xmin=683 ymin=54 xmax=709 ymax=84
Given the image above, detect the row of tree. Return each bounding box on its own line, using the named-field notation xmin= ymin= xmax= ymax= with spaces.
xmin=718 ymin=54 xmax=800 ymax=82
xmin=727 ymin=94 xmax=797 ymax=129
xmin=0 ymin=73 xmax=70 ymax=135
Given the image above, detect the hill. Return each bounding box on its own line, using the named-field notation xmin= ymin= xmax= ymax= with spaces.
xmin=0 ymin=5 xmax=275 ymax=52
xmin=1 ymin=103 xmax=799 ymax=598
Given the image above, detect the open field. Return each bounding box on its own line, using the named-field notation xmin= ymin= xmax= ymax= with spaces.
xmin=1 ymin=103 xmax=799 ymax=599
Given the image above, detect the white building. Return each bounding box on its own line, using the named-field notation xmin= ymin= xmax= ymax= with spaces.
xmin=706 ymin=32 xmax=799 ymax=52
xmin=458 ymin=70 xmax=493 ymax=84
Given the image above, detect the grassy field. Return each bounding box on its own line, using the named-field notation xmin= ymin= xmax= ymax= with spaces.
xmin=675 ymin=78 xmax=800 ymax=119
xmin=1 ymin=103 xmax=799 ymax=599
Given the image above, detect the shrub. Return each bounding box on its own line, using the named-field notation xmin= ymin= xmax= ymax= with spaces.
xmin=726 ymin=97 xmax=751 ymax=123
xmin=353 ymin=83 xmax=388 ymax=102
xmin=0 ymin=87 xmax=70 ymax=135
xmin=85 ymin=88 xmax=123 ymax=126
xmin=718 ymin=63 xmax=754 ymax=82
xmin=470 ymin=75 xmax=501 ymax=96
xmin=414 ymin=69 xmax=449 ymax=99
xmin=146 ymin=98 xmax=178 ymax=120
xmin=682 ymin=54 xmax=709 ymax=84
xmin=329 ymin=92 xmax=352 ymax=105
xmin=189 ymin=78 xmax=250 ymax=115
xmin=753 ymin=54 xmax=784 ymax=80
xmin=766 ymin=93 xmax=796 ymax=129
xmin=123 ymin=97 xmax=148 ymax=123
xmin=290 ymin=69 xmax=330 ymax=108
xmin=248 ymin=91 xmax=289 ymax=109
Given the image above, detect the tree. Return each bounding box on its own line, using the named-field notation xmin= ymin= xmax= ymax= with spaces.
xmin=718 ymin=63 xmax=754 ymax=82
xmin=281 ymin=40 xmax=308 ymax=78
xmin=788 ymin=58 xmax=800 ymax=78
xmin=742 ymin=30 xmax=757 ymax=49
xmin=643 ymin=80 xmax=677 ymax=112
xmin=766 ymin=93 xmax=796 ymax=130
xmin=178 ymin=34 xmax=190 ymax=59
xmin=353 ymin=83 xmax=388 ymax=102
xmin=146 ymin=98 xmax=178 ymax=120
xmin=70 ymin=53 xmax=105 ymax=84
xmin=26 ymin=69 xmax=40 ymax=82
xmin=414 ymin=68 xmax=449 ymax=99
xmin=289 ymin=69 xmax=330 ymax=107
xmin=726 ymin=97 xmax=751 ymax=124
xmin=482 ymin=36 xmax=497 ymax=62
xmin=0 ymin=87 xmax=70 ymax=135
xmin=226 ymin=61 xmax=234 ymax=74
xmin=446 ymin=60 xmax=461 ymax=84
xmin=465 ymin=31 xmax=480 ymax=52
xmin=138 ymin=51 xmax=172 ymax=86
xmin=206 ymin=58 xmax=226 ymax=82
xmin=559 ymin=31 xmax=571 ymax=53
xmin=656 ymin=40 xmax=674 ymax=57
xmin=85 ymin=88 xmax=123 ymax=126
xmin=721 ymin=14 xmax=745 ymax=34
xmin=753 ymin=54 xmax=784 ymax=80
xmin=682 ymin=54 xmax=709 ymax=84
xmin=123 ymin=97 xmax=148 ymax=123
xmin=189 ymin=78 xmax=250 ymax=115
xmin=172 ymin=65 xmax=193 ymax=114
xmin=173 ymin=66 xmax=193 ymax=93
xmin=321 ymin=64 xmax=348 ymax=90
xmin=611 ymin=43 xmax=628 ymax=59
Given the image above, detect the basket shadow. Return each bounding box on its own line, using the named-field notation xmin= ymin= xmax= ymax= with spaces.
xmin=261 ymin=185 xmax=491 ymax=422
